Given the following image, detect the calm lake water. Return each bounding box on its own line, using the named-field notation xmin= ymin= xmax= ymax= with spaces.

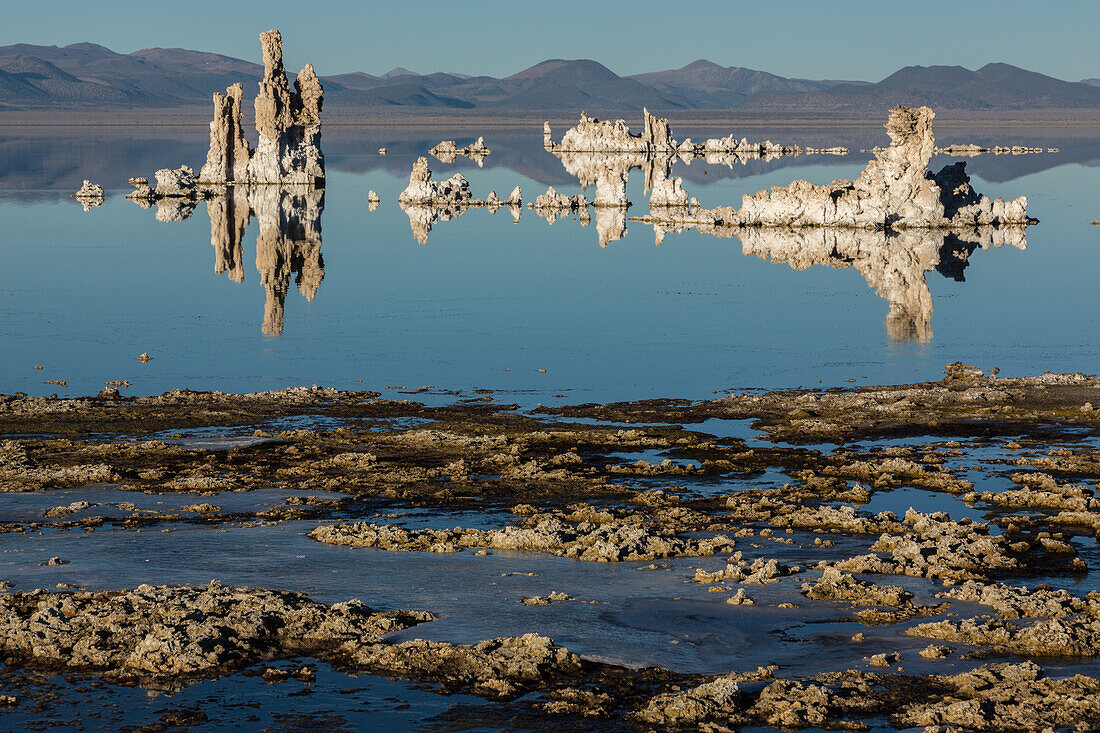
xmin=1 ymin=122 xmax=1097 ymax=402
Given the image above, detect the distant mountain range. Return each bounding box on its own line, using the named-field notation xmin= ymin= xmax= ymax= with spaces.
xmin=2 ymin=41 xmax=1100 ymax=113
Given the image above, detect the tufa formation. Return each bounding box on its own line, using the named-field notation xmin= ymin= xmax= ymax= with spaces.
xmin=199 ymin=30 xmax=324 ymax=186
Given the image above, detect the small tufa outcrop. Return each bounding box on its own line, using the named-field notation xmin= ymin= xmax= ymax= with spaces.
xmin=430 ymin=137 xmax=492 ymax=166
xmin=534 ymin=187 xmax=590 ymax=218
xmin=72 ymin=180 xmax=104 ymax=200
xmin=71 ymin=180 xmax=104 ymax=210
xmin=396 ymin=158 xmax=521 ymax=243
xmin=397 ymin=157 xmax=509 ymax=207
xmin=398 ymin=157 xmax=471 ymax=205
xmin=125 ymin=177 xmax=155 ymax=199
xmin=197 ymin=30 xmax=324 ymax=186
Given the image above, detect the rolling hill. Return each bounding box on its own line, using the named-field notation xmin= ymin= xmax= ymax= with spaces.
xmin=1 ymin=41 xmax=1098 ymax=114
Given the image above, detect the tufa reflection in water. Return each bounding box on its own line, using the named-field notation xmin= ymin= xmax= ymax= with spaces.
xmin=134 ymin=187 xmax=324 ymax=336
xmin=737 ymin=226 xmax=1026 ymax=341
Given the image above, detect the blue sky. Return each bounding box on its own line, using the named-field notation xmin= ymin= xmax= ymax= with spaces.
xmin=3 ymin=0 xmax=1098 ymax=81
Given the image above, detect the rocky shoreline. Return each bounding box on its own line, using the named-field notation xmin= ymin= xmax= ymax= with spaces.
xmin=0 ymin=366 xmax=1098 ymax=729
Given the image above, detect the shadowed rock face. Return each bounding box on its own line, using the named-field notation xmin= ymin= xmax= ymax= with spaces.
xmin=197 ymin=30 xmax=324 ymax=186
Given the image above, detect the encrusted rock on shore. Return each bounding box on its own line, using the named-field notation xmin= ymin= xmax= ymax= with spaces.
xmin=0 ymin=582 xmax=430 ymax=682
xmin=309 ymin=511 xmax=736 ymax=562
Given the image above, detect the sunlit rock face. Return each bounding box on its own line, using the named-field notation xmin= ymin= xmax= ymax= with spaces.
xmin=197 ymin=30 xmax=324 ymax=186
xmin=154 ymin=166 xmax=197 ymax=198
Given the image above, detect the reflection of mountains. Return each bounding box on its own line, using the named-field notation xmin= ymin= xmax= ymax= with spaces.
xmin=208 ymin=187 xmax=324 ymax=336
xmin=731 ymin=226 xmax=1025 ymax=341
xmin=1 ymin=125 xmax=1093 ymax=200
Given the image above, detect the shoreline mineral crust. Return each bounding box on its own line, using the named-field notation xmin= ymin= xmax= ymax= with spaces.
xmin=0 ymin=582 xmax=431 ymax=682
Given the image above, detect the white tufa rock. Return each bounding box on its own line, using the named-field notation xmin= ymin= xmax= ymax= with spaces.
xmin=430 ymin=138 xmax=492 ymax=166
xmin=733 ymin=106 xmax=1029 ymax=228
xmin=72 ymin=180 xmax=105 ymax=211
xmin=72 ymin=180 xmax=104 ymax=200
xmin=554 ymin=109 xmax=675 ymax=153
